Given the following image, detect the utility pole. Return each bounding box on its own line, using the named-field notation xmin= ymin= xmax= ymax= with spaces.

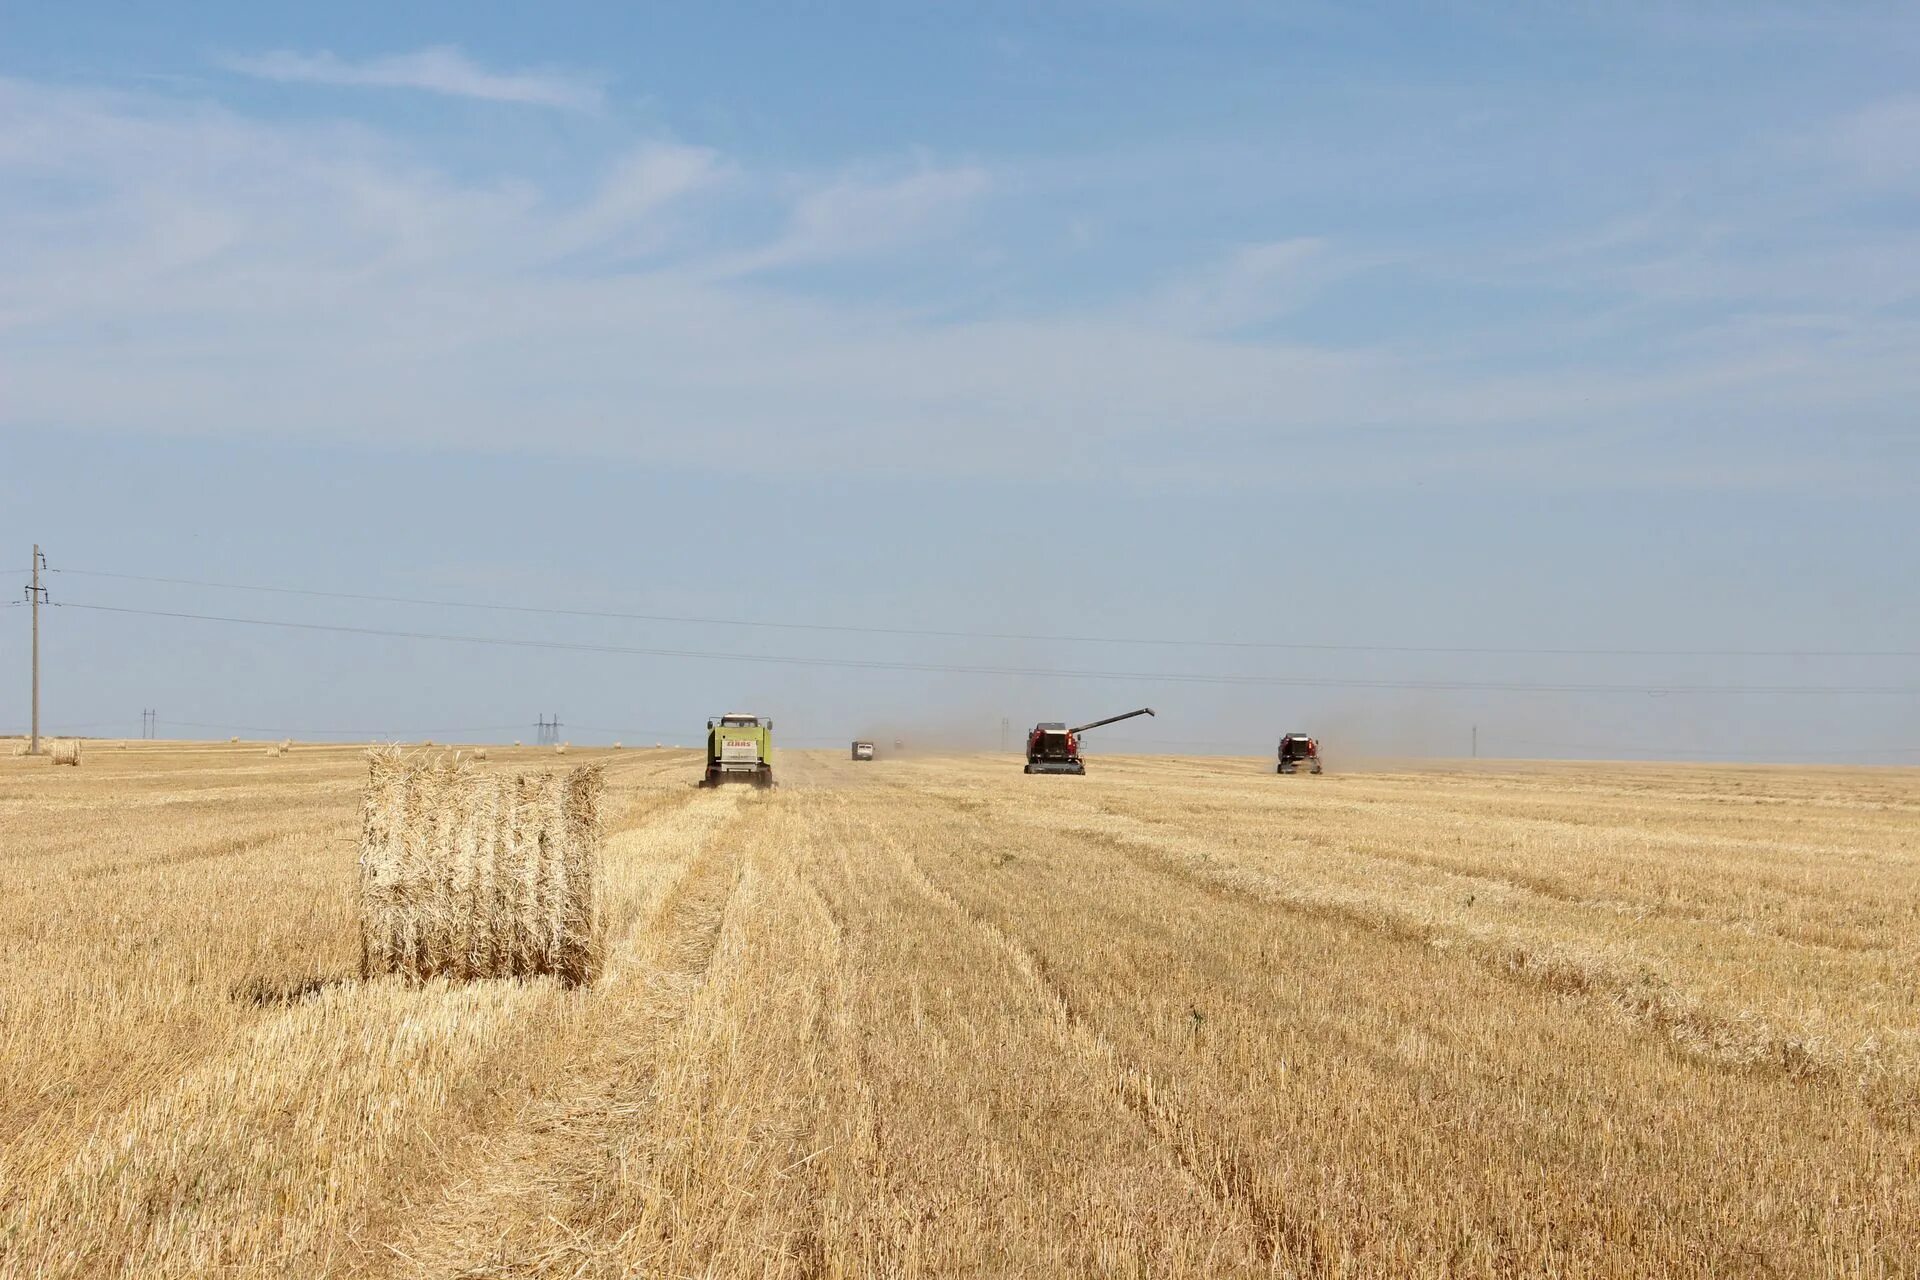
xmin=28 ymin=545 xmax=45 ymax=756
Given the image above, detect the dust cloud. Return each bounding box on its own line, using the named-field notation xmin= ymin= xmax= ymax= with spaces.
xmin=849 ymin=715 xmax=1007 ymax=755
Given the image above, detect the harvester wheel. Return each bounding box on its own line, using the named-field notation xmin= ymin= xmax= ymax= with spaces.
xmin=1023 ymin=764 xmax=1034 ymax=774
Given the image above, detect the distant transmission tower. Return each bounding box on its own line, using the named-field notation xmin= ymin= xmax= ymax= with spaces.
xmin=535 ymin=714 xmax=563 ymax=746
xmin=27 ymin=544 xmax=46 ymax=755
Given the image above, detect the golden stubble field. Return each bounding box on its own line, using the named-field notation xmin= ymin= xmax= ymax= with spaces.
xmin=1 ymin=741 xmax=1916 ymax=1278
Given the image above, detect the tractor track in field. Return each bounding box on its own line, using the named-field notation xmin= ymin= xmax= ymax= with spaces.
xmin=1004 ymin=793 xmax=1920 ymax=1096
xmin=873 ymin=808 xmax=1287 ymax=1266
xmin=352 ymin=793 xmax=748 ymax=1279
xmin=68 ymin=820 xmax=355 ymax=880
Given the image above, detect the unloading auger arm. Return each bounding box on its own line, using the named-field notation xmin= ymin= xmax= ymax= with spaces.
xmin=1069 ymin=707 xmax=1156 ymax=735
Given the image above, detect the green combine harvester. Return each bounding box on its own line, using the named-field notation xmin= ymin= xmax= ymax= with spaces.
xmin=701 ymin=712 xmax=774 ymax=787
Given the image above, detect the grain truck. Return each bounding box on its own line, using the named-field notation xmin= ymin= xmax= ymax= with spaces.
xmin=702 ymin=713 xmax=773 ymax=787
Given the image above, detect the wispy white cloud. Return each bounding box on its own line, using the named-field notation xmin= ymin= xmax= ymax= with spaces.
xmin=548 ymin=143 xmax=728 ymax=260
xmin=712 ymin=164 xmax=992 ymax=276
xmin=1 ymin=73 xmax=1916 ymax=494
xmin=219 ymin=45 xmax=603 ymax=111
xmin=1150 ymin=238 xmax=1335 ymax=335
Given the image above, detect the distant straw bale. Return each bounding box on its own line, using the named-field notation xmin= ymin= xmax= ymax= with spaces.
xmin=555 ymin=742 xmax=568 ymax=756
xmin=471 ymin=747 xmax=489 ymax=761
xmin=358 ymin=749 xmax=606 ymax=986
xmin=50 ymin=740 xmax=81 ymax=767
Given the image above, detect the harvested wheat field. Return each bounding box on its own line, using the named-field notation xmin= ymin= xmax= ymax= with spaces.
xmin=1 ymin=742 xmax=1916 ymax=1278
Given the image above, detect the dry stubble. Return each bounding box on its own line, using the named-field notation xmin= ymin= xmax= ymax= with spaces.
xmin=0 ymin=743 xmax=1914 ymax=1277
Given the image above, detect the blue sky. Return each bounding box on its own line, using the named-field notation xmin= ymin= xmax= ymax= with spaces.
xmin=2 ymin=3 xmax=1916 ymax=760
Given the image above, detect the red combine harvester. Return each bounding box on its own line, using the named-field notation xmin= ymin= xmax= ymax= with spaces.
xmin=1278 ymin=733 xmax=1323 ymax=775
xmin=1024 ymin=707 xmax=1155 ymax=775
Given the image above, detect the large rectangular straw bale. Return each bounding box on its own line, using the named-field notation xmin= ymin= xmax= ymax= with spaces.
xmin=358 ymin=748 xmax=606 ymax=985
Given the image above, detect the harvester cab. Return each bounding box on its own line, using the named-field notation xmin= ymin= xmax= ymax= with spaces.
xmin=1024 ymin=707 xmax=1155 ymax=775
xmin=1278 ymin=733 xmax=1322 ymax=775
xmin=702 ymin=713 xmax=774 ymax=787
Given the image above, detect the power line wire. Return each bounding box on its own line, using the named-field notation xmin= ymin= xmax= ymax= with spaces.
xmin=1094 ymin=736 xmax=1920 ymax=758
xmin=1487 ymin=737 xmax=1920 ymax=759
xmin=157 ymin=717 xmax=531 ymax=738
xmin=1490 ymin=746 xmax=1920 ymax=761
xmin=1066 ymin=728 xmax=1920 ymax=756
xmin=51 ymin=599 xmax=1920 ymax=696
xmin=47 ymin=566 xmax=1920 ymax=659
